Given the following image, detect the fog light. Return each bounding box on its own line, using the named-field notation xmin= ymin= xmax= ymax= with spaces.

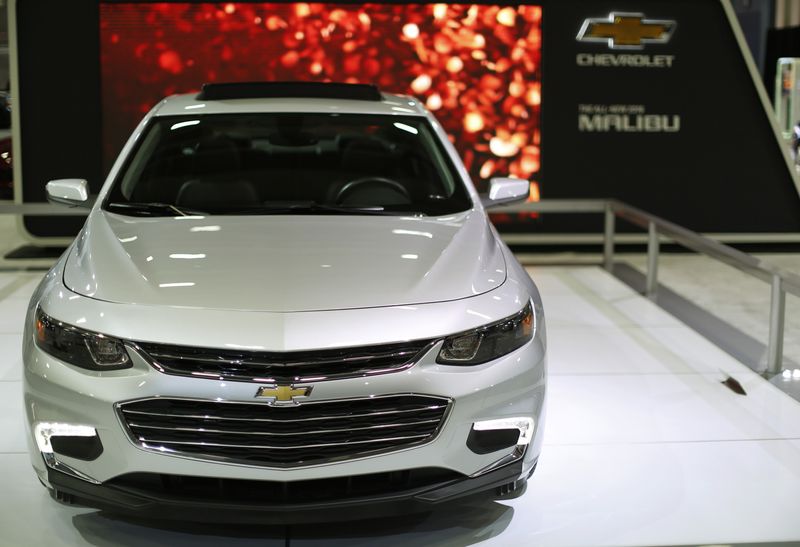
xmin=34 ymin=423 xmax=97 ymax=454
xmin=34 ymin=422 xmax=102 ymax=484
xmin=473 ymin=417 xmax=534 ymax=445
xmin=468 ymin=417 xmax=536 ymax=477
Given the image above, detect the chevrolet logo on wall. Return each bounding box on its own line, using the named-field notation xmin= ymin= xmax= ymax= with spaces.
xmin=577 ymin=13 xmax=676 ymax=50
xmin=255 ymin=384 xmax=313 ymax=405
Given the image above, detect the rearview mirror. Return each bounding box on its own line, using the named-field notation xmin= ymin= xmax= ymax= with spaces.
xmin=46 ymin=179 xmax=90 ymax=208
xmin=481 ymin=177 xmax=530 ymax=209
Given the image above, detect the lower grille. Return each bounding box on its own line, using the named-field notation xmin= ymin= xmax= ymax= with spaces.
xmin=117 ymin=394 xmax=451 ymax=467
xmin=107 ymin=468 xmax=463 ymax=505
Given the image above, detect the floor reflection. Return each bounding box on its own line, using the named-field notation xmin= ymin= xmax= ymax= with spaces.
xmin=68 ymin=496 xmax=515 ymax=546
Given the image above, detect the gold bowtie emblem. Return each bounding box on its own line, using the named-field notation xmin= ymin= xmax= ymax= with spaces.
xmin=255 ymin=384 xmax=313 ymax=405
xmin=577 ymin=13 xmax=676 ymax=49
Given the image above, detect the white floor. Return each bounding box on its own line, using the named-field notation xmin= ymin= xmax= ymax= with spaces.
xmin=624 ymin=253 xmax=800 ymax=367
xmin=1 ymin=265 xmax=800 ymax=546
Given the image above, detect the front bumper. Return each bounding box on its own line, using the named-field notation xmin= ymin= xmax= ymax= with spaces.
xmin=46 ymin=459 xmax=533 ymax=524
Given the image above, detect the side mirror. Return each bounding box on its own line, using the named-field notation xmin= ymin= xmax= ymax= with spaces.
xmin=481 ymin=177 xmax=530 ymax=209
xmin=46 ymin=179 xmax=90 ymax=208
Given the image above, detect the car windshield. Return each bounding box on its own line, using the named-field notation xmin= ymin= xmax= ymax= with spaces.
xmin=104 ymin=113 xmax=472 ymax=216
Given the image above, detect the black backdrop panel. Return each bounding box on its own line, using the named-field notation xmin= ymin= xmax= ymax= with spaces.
xmin=540 ymin=0 xmax=800 ymax=233
xmin=15 ymin=0 xmax=800 ymax=237
xmin=17 ymin=0 xmax=102 ymax=237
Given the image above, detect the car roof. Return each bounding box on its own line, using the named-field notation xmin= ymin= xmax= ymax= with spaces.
xmin=154 ymin=91 xmax=429 ymax=118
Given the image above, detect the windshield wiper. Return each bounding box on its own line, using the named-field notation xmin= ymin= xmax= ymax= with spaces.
xmin=106 ymin=202 xmax=208 ymax=217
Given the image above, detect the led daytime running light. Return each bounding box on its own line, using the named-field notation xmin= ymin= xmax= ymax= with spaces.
xmin=473 ymin=417 xmax=535 ymax=445
xmin=34 ymin=422 xmax=97 ymax=454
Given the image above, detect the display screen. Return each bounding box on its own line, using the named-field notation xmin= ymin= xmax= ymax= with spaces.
xmin=99 ymin=3 xmax=542 ymax=200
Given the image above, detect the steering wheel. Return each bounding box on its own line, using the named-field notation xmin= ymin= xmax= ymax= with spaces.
xmin=333 ymin=176 xmax=411 ymax=205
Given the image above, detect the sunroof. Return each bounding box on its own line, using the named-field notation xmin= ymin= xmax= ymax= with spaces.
xmin=196 ymin=81 xmax=383 ymax=102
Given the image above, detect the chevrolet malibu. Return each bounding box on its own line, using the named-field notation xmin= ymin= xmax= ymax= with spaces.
xmin=24 ymin=82 xmax=546 ymax=522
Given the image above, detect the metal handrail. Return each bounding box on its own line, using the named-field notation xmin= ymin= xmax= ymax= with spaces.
xmin=1 ymin=198 xmax=796 ymax=373
xmin=609 ymin=200 xmax=800 ymax=294
xmin=495 ymin=198 xmax=797 ymax=374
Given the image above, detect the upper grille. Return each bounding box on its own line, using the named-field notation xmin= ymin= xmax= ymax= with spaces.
xmin=132 ymin=339 xmax=436 ymax=383
xmin=117 ymin=394 xmax=451 ymax=467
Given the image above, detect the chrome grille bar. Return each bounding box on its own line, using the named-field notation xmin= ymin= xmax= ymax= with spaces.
xmin=133 ymin=339 xmax=437 ymax=383
xmin=139 ymin=434 xmax=431 ymax=451
xmin=144 ymin=349 xmax=421 ymax=368
xmin=120 ymin=403 xmax=448 ymax=423
xmin=126 ymin=419 xmax=442 ymax=436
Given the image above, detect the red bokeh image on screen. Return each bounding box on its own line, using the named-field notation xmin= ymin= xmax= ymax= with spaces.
xmin=100 ymin=2 xmax=542 ymax=204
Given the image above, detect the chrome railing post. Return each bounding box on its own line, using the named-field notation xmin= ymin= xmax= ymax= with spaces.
xmin=646 ymin=221 xmax=660 ymax=298
xmin=767 ymin=274 xmax=786 ymax=375
xmin=603 ymin=202 xmax=615 ymax=271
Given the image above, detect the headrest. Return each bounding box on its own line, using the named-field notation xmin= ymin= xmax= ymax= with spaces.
xmin=340 ymin=138 xmax=396 ymax=173
xmin=192 ymin=135 xmax=241 ymax=176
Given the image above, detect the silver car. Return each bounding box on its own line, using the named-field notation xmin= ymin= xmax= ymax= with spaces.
xmin=24 ymin=82 xmax=547 ymax=522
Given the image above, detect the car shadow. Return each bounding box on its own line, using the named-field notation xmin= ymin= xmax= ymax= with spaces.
xmin=286 ymin=497 xmax=515 ymax=545
xmin=69 ymin=495 xmax=516 ymax=546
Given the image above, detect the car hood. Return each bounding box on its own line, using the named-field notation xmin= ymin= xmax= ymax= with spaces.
xmin=63 ymin=210 xmax=506 ymax=312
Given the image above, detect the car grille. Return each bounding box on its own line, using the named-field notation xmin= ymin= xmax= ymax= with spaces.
xmin=132 ymin=339 xmax=437 ymax=383
xmin=117 ymin=394 xmax=451 ymax=467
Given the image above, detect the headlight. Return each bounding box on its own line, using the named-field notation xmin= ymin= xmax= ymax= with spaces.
xmin=34 ymin=307 xmax=131 ymax=370
xmin=437 ymin=302 xmax=534 ymax=365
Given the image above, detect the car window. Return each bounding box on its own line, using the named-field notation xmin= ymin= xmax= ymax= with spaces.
xmin=104 ymin=113 xmax=472 ymax=216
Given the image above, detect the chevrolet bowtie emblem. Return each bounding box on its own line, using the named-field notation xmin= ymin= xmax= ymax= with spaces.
xmin=255 ymin=384 xmax=313 ymax=405
xmin=577 ymin=13 xmax=676 ymax=50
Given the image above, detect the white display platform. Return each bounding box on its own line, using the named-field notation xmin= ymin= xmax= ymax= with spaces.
xmin=1 ymin=266 xmax=799 ymax=546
